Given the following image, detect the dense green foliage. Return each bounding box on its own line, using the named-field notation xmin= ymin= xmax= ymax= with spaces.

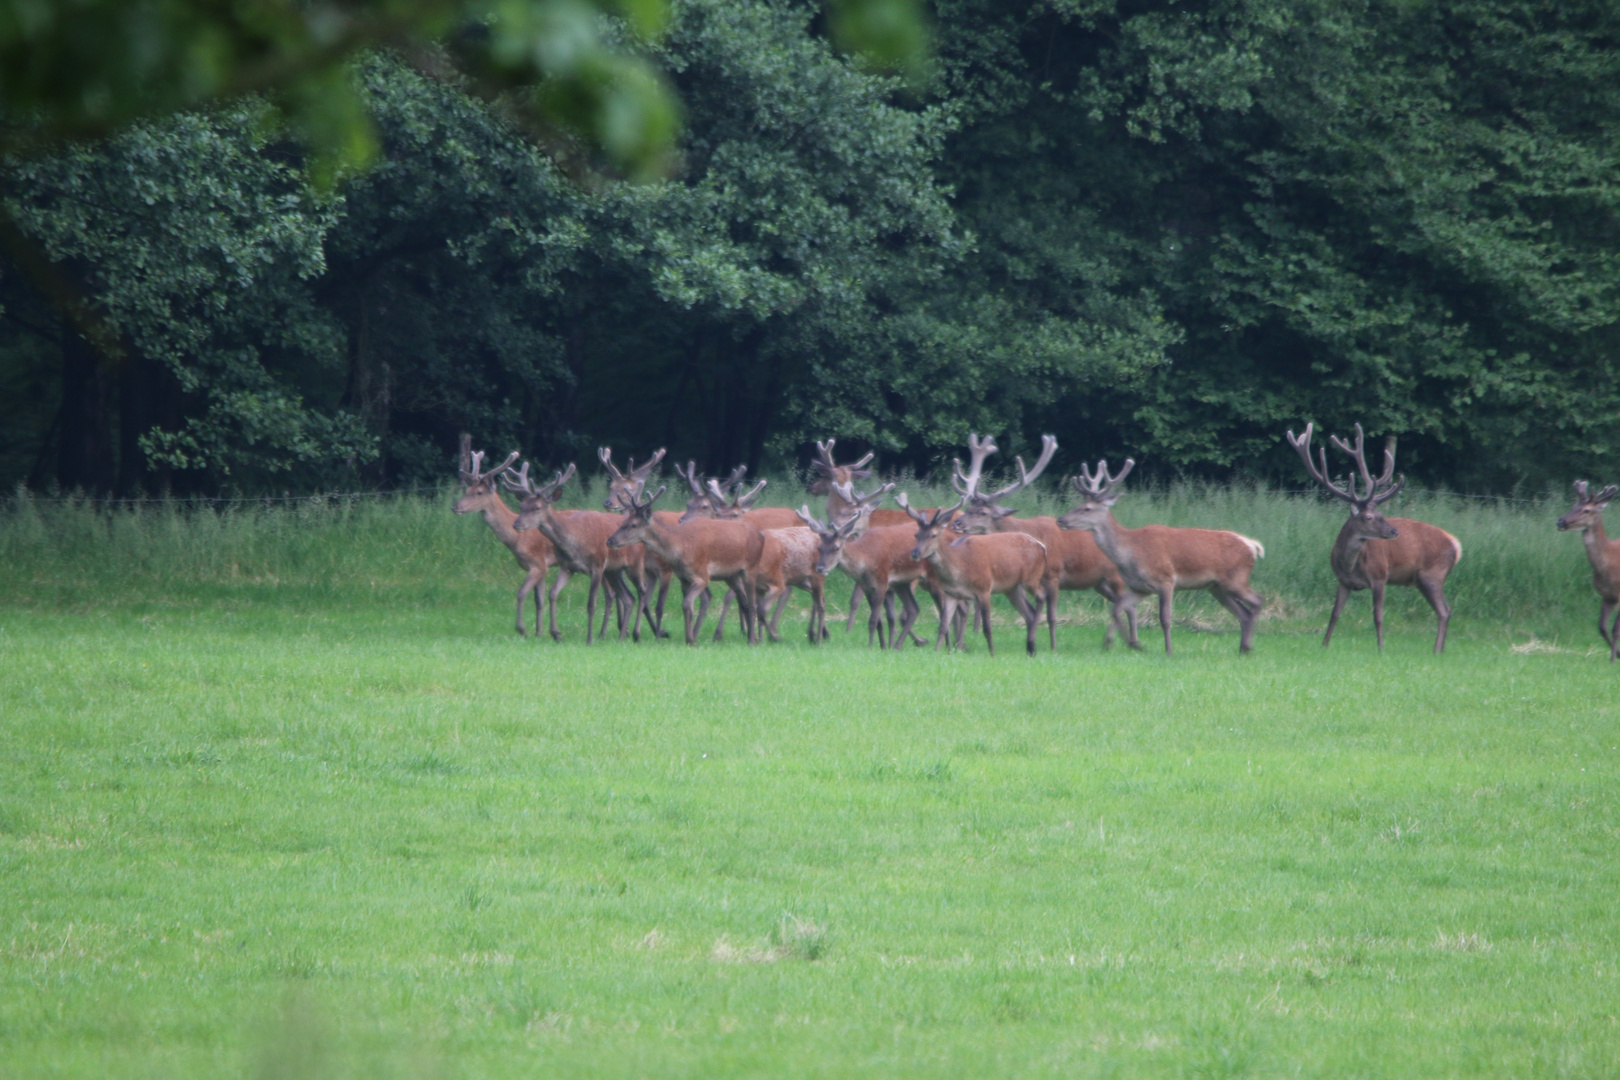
xmin=3 ymin=0 xmax=1618 ymax=495
xmin=4 ymin=528 xmax=1619 ymax=1077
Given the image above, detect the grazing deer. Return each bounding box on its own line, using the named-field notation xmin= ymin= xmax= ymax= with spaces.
xmin=948 ymin=433 xmax=1142 ymax=649
xmin=453 ymin=440 xmax=560 ymax=637
xmin=507 ymin=462 xmax=650 ymax=643
xmin=1286 ymin=423 xmax=1461 ymax=653
xmin=1557 ymin=481 xmax=1620 ymax=659
xmin=606 ymin=486 xmax=765 ymax=645
xmin=900 ymin=493 xmax=1048 ymax=655
xmin=798 ymin=485 xmax=938 ymax=649
xmin=1058 ymin=461 xmax=1265 ymax=654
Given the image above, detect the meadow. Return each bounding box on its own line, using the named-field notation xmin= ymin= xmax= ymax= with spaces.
xmin=2 ymin=482 xmax=1617 ymax=1078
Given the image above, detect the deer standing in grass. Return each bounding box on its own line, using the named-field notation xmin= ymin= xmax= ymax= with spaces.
xmin=1557 ymin=481 xmax=1620 ymax=659
xmin=453 ymin=440 xmax=560 ymax=637
xmin=607 ymin=486 xmax=764 ymax=645
xmin=798 ymin=483 xmax=939 ymax=649
xmin=1058 ymin=461 xmax=1265 ymax=654
xmin=810 ymin=440 xmax=914 ymax=630
xmin=948 ymin=433 xmax=1141 ymax=650
xmin=507 ymin=462 xmax=650 ymax=643
xmin=1287 ymin=423 xmax=1460 ymax=653
xmin=900 ymin=493 xmax=1049 ymax=655
xmin=698 ymin=479 xmax=829 ymax=643
xmin=599 ymin=447 xmax=674 ymax=637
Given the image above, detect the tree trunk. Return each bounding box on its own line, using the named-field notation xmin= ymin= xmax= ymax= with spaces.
xmin=54 ymin=328 xmax=116 ymax=495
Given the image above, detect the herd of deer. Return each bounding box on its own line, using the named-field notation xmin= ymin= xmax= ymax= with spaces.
xmin=449 ymin=424 xmax=1620 ymax=661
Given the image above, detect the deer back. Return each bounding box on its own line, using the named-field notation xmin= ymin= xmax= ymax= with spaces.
xmin=762 ymin=527 xmax=821 ymax=586
xmin=740 ymin=507 xmax=804 ymax=530
xmin=938 ymin=531 xmax=1047 ymax=595
xmin=1350 ymin=517 xmax=1461 ymax=585
xmin=1112 ymin=523 xmax=1262 ymax=590
xmin=994 ymin=515 xmax=1120 ymax=591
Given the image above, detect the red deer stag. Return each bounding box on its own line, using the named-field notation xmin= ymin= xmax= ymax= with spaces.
xmin=1557 ymin=481 xmax=1620 ymax=659
xmin=948 ymin=433 xmax=1142 ymax=650
xmin=452 ymin=439 xmax=558 ymax=637
xmin=797 ymin=484 xmax=939 ymax=649
xmin=606 ymin=486 xmax=765 ymax=645
xmin=507 ymin=463 xmax=650 ymax=643
xmin=900 ymin=493 xmax=1049 ymax=655
xmin=810 ymin=440 xmax=913 ymax=629
xmin=599 ymin=447 xmax=676 ymax=638
xmin=699 ymin=478 xmax=829 ymax=643
xmin=1058 ymin=461 xmax=1265 ymax=654
xmin=1286 ymin=423 xmax=1461 ymax=653
xmin=675 ymin=466 xmax=810 ymax=639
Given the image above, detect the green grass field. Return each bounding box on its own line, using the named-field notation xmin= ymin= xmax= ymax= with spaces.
xmin=3 ymin=488 xmax=1618 ymax=1078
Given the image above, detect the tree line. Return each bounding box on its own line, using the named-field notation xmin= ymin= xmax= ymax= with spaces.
xmin=3 ymin=0 xmax=1618 ymax=497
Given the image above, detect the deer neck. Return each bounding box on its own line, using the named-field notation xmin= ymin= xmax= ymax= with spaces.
xmin=478 ymin=497 xmax=526 ymax=555
xmin=632 ymin=516 xmax=687 ymax=570
xmin=1331 ymin=518 xmax=1379 ymax=584
xmin=1583 ymin=516 xmax=1614 ymax=573
xmin=1085 ymin=511 xmax=1142 ymax=578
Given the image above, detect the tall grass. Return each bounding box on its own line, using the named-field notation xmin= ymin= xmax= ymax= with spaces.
xmin=0 ymin=478 xmax=1596 ymax=636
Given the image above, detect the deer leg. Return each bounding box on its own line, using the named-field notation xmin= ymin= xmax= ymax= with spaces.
xmin=934 ymin=595 xmax=954 ymax=652
xmin=681 ymin=578 xmax=709 ymax=645
xmin=1158 ymin=590 xmax=1174 ymax=655
xmin=585 ymin=571 xmax=606 ymax=645
xmin=1371 ymin=581 xmax=1387 ymax=651
xmin=884 ymin=591 xmax=900 ymax=645
xmin=846 ymin=587 xmax=863 ymax=631
xmin=712 ymin=587 xmax=733 ymax=642
xmin=761 ymin=585 xmax=786 ymax=643
xmin=737 ymin=572 xmax=757 ymax=644
xmin=808 ymin=579 xmax=826 ymax=643
xmin=869 ymin=584 xmax=890 ymax=648
xmin=1009 ymin=586 xmax=1040 ymax=656
xmin=628 ymin=568 xmax=647 ymax=643
xmin=1415 ymin=576 xmax=1451 ymax=654
xmin=691 ymin=585 xmax=713 ymax=639
xmin=653 ymin=570 xmax=673 ymax=638
xmin=1599 ymin=599 xmax=1618 ymax=647
xmin=1610 ymin=607 xmax=1620 ymax=662
xmin=1044 ymin=583 xmax=1058 ymax=652
xmin=516 ymin=567 xmax=543 ymax=636
xmin=1323 ymin=584 xmax=1350 ymax=648
xmin=900 ymin=581 xmax=930 ymax=647
xmin=1213 ymin=586 xmax=1260 ymax=653
xmin=547 ymin=569 xmax=573 ymax=641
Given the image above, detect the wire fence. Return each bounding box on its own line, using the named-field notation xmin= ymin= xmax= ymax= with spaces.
xmin=2 ymin=482 xmax=1559 ymax=511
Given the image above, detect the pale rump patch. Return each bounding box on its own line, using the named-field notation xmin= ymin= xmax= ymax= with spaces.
xmin=1229 ymin=533 xmax=1265 ymax=560
xmin=1446 ymin=531 xmax=1462 ymax=565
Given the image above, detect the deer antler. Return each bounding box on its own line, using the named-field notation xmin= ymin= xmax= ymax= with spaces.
xmin=597 ymin=447 xmax=626 ymax=482
xmin=674 ymin=461 xmax=705 ymax=495
xmin=467 ymin=448 xmax=520 ymax=486
xmin=1327 ymin=423 xmax=1399 ymax=503
xmin=1071 ymin=458 xmax=1134 ymax=500
xmin=983 ymin=435 xmax=1058 ymax=502
xmin=951 ymin=433 xmax=998 ymax=497
xmin=629 ymin=448 xmax=666 ymax=481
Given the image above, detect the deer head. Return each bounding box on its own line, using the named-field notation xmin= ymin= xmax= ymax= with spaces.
xmin=505 ymin=461 xmax=575 ymax=531
xmin=598 ymin=446 xmax=667 ymax=511
xmin=1057 ymin=458 xmax=1134 ymax=532
xmin=796 ymin=504 xmax=865 ymax=576
xmin=951 ymin=434 xmax=1058 ymax=536
xmin=899 ymin=492 xmax=965 ymax=563
xmin=453 ymin=438 xmax=521 ymax=514
xmin=828 ymin=480 xmax=894 ymax=530
xmin=1285 ymin=423 xmax=1402 ymax=541
xmin=808 ymin=439 xmax=875 ymax=496
xmin=606 ymin=485 xmax=667 ymax=548
xmin=1558 ymin=479 xmax=1620 ymax=532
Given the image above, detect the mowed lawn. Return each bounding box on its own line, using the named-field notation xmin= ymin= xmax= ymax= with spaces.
xmin=2 ymin=577 xmax=1618 ymax=1080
